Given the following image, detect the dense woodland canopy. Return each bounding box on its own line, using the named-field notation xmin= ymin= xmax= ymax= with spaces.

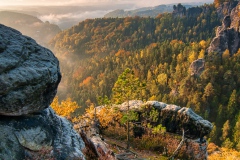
xmin=49 ymin=1 xmax=240 ymax=151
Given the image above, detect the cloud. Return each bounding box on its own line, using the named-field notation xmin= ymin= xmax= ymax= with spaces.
xmin=38 ymin=10 xmax=112 ymax=29
xmin=39 ymin=10 xmax=110 ymax=23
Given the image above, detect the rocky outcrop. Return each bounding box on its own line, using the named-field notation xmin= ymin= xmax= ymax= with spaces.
xmin=216 ymin=1 xmax=238 ymax=20
xmin=207 ymin=2 xmax=240 ymax=56
xmin=117 ymin=100 xmax=213 ymax=139
xmin=189 ymin=59 xmax=205 ymax=77
xmin=99 ymin=100 xmax=212 ymax=159
xmin=0 ymin=24 xmax=86 ymax=159
xmin=173 ymin=3 xmax=186 ymax=18
xmin=172 ymin=4 xmax=210 ymax=18
xmin=0 ymin=24 xmax=61 ymax=116
xmin=0 ymin=108 xmax=85 ymax=159
xmin=186 ymin=7 xmax=203 ymax=18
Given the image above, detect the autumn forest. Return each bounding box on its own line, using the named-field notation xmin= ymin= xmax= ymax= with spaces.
xmin=48 ymin=0 xmax=240 ymax=159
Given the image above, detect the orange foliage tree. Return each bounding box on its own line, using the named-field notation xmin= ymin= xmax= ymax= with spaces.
xmin=51 ymin=96 xmax=80 ymax=118
xmin=84 ymin=105 xmax=122 ymax=128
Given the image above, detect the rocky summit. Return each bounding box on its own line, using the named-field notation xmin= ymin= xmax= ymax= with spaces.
xmin=0 ymin=24 xmax=86 ymax=160
xmin=207 ymin=1 xmax=240 ymax=56
xmin=0 ymin=24 xmax=61 ymax=116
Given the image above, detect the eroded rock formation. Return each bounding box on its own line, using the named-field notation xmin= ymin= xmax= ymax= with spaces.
xmin=0 ymin=24 xmax=86 ymax=159
xmin=216 ymin=1 xmax=238 ymax=20
xmin=95 ymin=100 xmax=213 ymax=159
xmin=0 ymin=24 xmax=61 ymax=116
xmin=0 ymin=108 xmax=85 ymax=159
xmin=172 ymin=4 xmax=211 ymax=18
xmin=189 ymin=59 xmax=205 ymax=77
xmin=207 ymin=2 xmax=240 ymax=56
xmin=117 ymin=100 xmax=213 ymax=139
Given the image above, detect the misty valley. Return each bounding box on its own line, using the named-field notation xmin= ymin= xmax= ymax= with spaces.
xmin=0 ymin=0 xmax=240 ymax=159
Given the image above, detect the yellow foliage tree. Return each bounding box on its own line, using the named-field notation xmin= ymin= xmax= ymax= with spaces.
xmin=198 ymin=49 xmax=205 ymax=59
xmin=84 ymin=105 xmax=122 ymax=128
xmin=157 ymin=73 xmax=168 ymax=85
xmin=188 ymin=51 xmax=198 ymax=63
xmin=51 ymin=96 xmax=80 ymax=118
xmin=208 ymin=147 xmax=240 ymax=160
xmin=222 ymin=49 xmax=230 ymax=60
xmin=199 ymin=40 xmax=207 ymax=49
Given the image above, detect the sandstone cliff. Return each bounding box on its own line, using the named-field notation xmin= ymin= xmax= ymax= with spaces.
xmin=216 ymin=1 xmax=238 ymax=20
xmin=0 ymin=24 xmax=86 ymax=159
xmin=207 ymin=1 xmax=240 ymax=56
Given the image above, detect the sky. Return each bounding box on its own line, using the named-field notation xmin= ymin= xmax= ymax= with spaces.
xmin=0 ymin=0 xmax=214 ymax=29
xmin=0 ymin=0 xmax=213 ymax=7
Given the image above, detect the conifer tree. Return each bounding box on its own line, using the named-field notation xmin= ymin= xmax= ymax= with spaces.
xmin=111 ymin=68 xmax=145 ymax=149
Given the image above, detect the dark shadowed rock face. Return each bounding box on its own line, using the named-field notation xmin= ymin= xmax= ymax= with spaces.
xmin=207 ymin=2 xmax=240 ymax=56
xmin=0 ymin=25 xmax=88 ymax=160
xmin=0 ymin=108 xmax=85 ymax=159
xmin=186 ymin=7 xmax=203 ymax=18
xmin=173 ymin=4 xmax=186 ymax=18
xmin=0 ymin=24 xmax=61 ymax=116
xmin=216 ymin=1 xmax=238 ymax=20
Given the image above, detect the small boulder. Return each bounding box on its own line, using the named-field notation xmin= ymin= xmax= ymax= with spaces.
xmin=189 ymin=59 xmax=205 ymax=77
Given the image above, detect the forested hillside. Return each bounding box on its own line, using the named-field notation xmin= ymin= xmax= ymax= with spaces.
xmin=0 ymin=11 xmax=61 ymax=46
xmin=50 ymin=4 xmax=219 ymax=57
xmin=49 ymin=1 xmax=240 ymax=151
xmin=104 ymin=3 xmax=211 ymax=18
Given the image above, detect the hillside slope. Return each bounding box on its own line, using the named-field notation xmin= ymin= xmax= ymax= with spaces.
xmin=0 ymin=11 xmax=61 ymax=46
xmin=49 ymin=2 xmax=240 ymax=151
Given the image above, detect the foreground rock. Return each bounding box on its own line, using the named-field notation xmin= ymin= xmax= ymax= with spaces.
xmin=117 ymin=100 xmax=213 ymax=139
xmin=0 ymin=108 xmax=85 ymax=159
xmin=0 ymin=24 xmax=61 ymax=116
xmin=207 ymin=2 xmax=240 ymax=56
xmin=0 ymin=25 xmax=89 ymax=159
xmin=95 ymin=100 xmax=212 ymax=159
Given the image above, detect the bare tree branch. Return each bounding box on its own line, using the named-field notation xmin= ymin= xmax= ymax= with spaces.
xmin=168 ymin=129 xmax=186 ymax=160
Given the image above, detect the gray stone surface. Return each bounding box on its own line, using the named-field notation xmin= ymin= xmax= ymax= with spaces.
xmin=216 ymin=1 xmax=238 ymax=20
xmin=207 ymin=2 xmax=240 ymax=56
xmin=0 ymin=107 xmax=86 ymax=160
xmin=0 ymin=24 xmax=61 ymax=116
xmin=0 ymin=126 xmax=25 ymax=160
xmin=0 ymin=25 xmax=86 ymax=159
xmin=115 ymin=100 xmax=213 ymax=138
xmin=189 ymin=59 xmax=205 ymax=77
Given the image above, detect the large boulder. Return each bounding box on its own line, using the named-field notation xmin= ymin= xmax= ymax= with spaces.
xmin=0 ymin=25 xmax=89 ymax=159
xmin=116 ymin=100 xmax=213 ymax=139
xmin=0 ymin=24 xmax=61 ymax=116
xmin=207 ymin=2 xmax=240 ymax=56
xmin=0 ymin=107 xmax=86 ymax=159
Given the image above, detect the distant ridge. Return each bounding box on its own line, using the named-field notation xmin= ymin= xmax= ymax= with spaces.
xmin=0 ymin=11 xmax=61 ymax=46
xmin=104 ymin=2 xmax=211 ymax=18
